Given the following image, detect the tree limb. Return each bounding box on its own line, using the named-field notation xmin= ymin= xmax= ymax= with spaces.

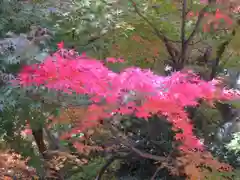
xmin=95 ymin=154 xmax=127 ymax=180
xmin=150 ymin=166 xmax=162 ymax=180
xmin=129 ymin=0 xmax=179 ymax=63
xmin=210 ymin=29 xmax=236 ymax=80
xmin=179 ymin=0 xmax=188 ymax=67
xmin=121 ymin=140 xmax=167 ymax=162
xmin=185 ymin=4 xmax=210 ymax=45
xmin=110 ymin=124 xmax=168 ymax=162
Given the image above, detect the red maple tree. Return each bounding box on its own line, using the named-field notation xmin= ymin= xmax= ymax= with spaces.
xmin=16 ymin=43 xmax=240 ymax=152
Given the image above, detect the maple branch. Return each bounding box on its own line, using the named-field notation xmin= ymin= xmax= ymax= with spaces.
xmin=110 ymin=123 xmax=168 ymax=162
xmin=96 ymin=124 xmax=169 ymax=180
xmin=179 ymin=0 xmax=188 ymax=67
xmin=95 ymin=154 xmax=128 ymax=180
xmin=95 ymin=156 xmax=116 ymax=180
xmin=209 ymin=18 xmax=240 ymax=79
xmin=123 ymin=141 xmax=167 ymax=162
xmin=129 ymin=0 xmax=179 ymax=63
xmin=185 ymin=4 xmax=210 ymax=45
xmin=181 ymin=0 xmax=187 ymax=44
xmin=150 ymin=166 xmax=162 ymax=180
xmin=210 ymin=29 xmax=236 ymax=80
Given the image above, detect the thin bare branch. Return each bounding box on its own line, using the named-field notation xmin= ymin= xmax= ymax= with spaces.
xmin=95 ymin=154 xmax=127 ymax=180
xmin=133 ymin=146 xmax=166 ymax=161
xmin=110 ymin=124 xmax=168 ymax=162
xmin=179 ymin=2 xmax=213 ymax=67
xmin=185 ymin=4 xmax=210 ymax=45
xmin=129 ymin=0 xmax=179 ymax=62
xmin=179 ymin=0 xmax=188 ymax=66
xmin=95 ymin=156 xmax=116 ymax=180
xmin=150 ymin=166 xmax=162 ymax=180
xmin=181 ymin=0 xmax=187 ymax=45
xmin=210 ymin=29 xmax=236 ymax=79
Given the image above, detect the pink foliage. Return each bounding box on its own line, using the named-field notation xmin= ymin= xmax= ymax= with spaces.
xmin=16 ymin=43 xmax=240 ymax=151
xmin=187 ymin=9 xmax=233 ymax=32
xmin=106 ymin=57 xmax=125 ymax=63
xmin=187 ymin=0 xmax=236 ymax=33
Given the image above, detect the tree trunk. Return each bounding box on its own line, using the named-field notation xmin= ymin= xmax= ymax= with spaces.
xmin=32 ymin=128 xmax=64 ymax=180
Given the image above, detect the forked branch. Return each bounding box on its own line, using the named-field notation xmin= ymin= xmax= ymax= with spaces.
xmin=129 ymin=0 xmax=179 ymax=63
xmin=185 ymin=4 xmax=210 ymax=45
